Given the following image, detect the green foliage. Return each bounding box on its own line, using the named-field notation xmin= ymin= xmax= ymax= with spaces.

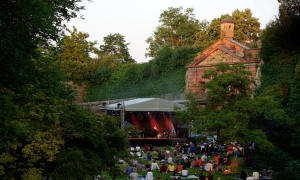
xmin=194 ymin=9 xmax=261 ymax=47
xmin=89 ymin=56 xmax=121 ymax=84
xmin=194 ymin=14 xmax=230 ymax=47
xmin=177 ymin=63 xmax=280 ymax=153
xmin=252 ymin=149 xmax=292 ymax=173
xmin=86 ymin=46 xmax=203 ymax=101
xmin=274 ymin=160 xmax=300 ymax=180
xmin=0 ymin=0 xmax=84 ymax=89
xmin=56 ymin=27 xmax=100 ymax=83
xmin=0 ymin=0 xmax=129 ymax=179
xmin=49 ymin=108 xmax=128 ymax=179
xmin=100 ymin=33 xmax=135 ymax=63
xmin=146 ymin=6 xmax=206 ymax=57
xmin=257 ymin=0 xmax=300 ymax=159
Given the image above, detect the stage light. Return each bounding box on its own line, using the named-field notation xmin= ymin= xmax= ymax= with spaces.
xmin=117 ymin=103 xmax=121 ymax=109
xmin=148 ymin=112 xmax=150 ymax=115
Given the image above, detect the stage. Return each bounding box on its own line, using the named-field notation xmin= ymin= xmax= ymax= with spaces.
xmin=127 ymin=137 xmax=187 ymax=146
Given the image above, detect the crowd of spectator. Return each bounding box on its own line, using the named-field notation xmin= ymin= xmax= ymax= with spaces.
xmin=105 ymin=141 xmax=270 ymax=180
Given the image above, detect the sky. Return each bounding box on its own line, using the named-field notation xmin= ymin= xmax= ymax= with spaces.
xmin=66 ymin=0 xmax=280 ymax=63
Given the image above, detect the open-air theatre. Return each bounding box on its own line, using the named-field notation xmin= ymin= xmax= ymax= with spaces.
xmin=106 ymin=98 xmax=189 ymax=146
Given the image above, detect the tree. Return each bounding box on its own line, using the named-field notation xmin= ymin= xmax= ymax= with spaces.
xmin=0 ymin=0 xmax=84 ymax=89
xmin=258 ymin=0 xmax=300 ymax=160
xmin=57 ymin=26 xmax=100 ymax=83
xmin=100 ymin=33 xmax=135 ymax=63
xmin=194 ymin=9 xmax=261 ymax=47
xmin=194 ymin=14 xmax=230 ymax=47
xmin=146 ymin=7 xmax=207 ymax=57
xmin=177 ymin=63 xmax=276 ymax=152
xmin=197 ymin=63 xmax=255 ymax=142
xmin=0 ymin=1 xmax=129 ymax=179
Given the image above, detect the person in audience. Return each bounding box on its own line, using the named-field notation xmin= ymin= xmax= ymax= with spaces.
xmin=161 ymin=152 xmax=166 ymax=160
xmin=198 ymin=172 xmax=206 ymax=180
xmin=261 ymin=168 xmax=269 ymax=179
xmin=218 ymin=154 xmax=224 ymax=165
xmin=204 ymin=160 xmax=214 ymax=171
xmin=136 ymin=145 xmax=141 ymax=151
xmin=132 ymin=158 xmax=138 ymax=166
xmin=213 ymin=153 xmax=219 ymax=164
xmin=160 ymin=163 xmax=168 ymax=173
xmin=201 ymin=143 xmax=206 ymax=154
xmin=157 ymin=152 xmax=163 ymax=160
xmin=145 ymin=169 xmax=154 ymax=180
xmin=175 ymin=143 xmax=180 ymax=151
xmin=144 ymin=144 xmax=149 ymax=152
xmin=206 ymin=172 xmax=213 ymax=180
xmin=184 ymin=159 xmax=191 ymax=169
xmin=167 ymin=155 xmax=173 ymax=164
xmin=145 ymin=163 xmax=151 ymax=171
xmin=181 ymin=166 xmax=188 ymax=177
xmin=180 ymin=158 xmax=185 ymax=166
xmin=268 ymin=166 xmax=274 ymax=178
xmin=201 ymin=153 xmax=208 ymax=162
xmin=136 ymin=162 xmax=145 ymax=171
xmin=198 ymin=157 xmax=204 ymax=167
xmin=190 ymin=158 xmax=199 ymax=168
xmin=233 ymin=145 xmax=239 ymax=159
xmin=167 ymin=162 xmax=176 ymax=176
xmin=147 ymin=152 xmax=152 ymax=161
xmin=252 ymin=171 xmax=259 ymax=180
xmin=129 ymin=169 xmax=139 ymax=180
xmin=215 ymin=163 xmax=223 ymax=171
xmin=225 ymin=155 xmax=231 ymax=166
xmin=189 ymin=144 xmax=196 ymax=155
xmin=240 ymin=170 xmax=247 ymax=180
xmin=151 ymin=160 xmax=160 ymax=171
xmin=176 ymin=163 xmax=183 ymax=173
xmin=124 ymin=165 xmax=133 ymax=175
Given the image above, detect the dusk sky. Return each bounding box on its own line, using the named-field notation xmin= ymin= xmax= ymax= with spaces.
xmin=66 ymin=0 xmax=280 ymax=62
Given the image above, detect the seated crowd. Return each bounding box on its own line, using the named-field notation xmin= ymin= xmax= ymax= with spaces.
xmin=119 ymin=141 xmax=251 ymax=180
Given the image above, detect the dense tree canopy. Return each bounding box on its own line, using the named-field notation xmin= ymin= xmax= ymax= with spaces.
xmin=56 ymin=26 xmax=100 ymax=83
xmin=146 ymin=7 xmax=207 ymax=57
xmin=258 ymin=0 xmax=300 ymax=160
xmin=194 ymin=9 xmax=260 ymax=47
xmin=177 ymin=63 xmax=272 ymax=145
xmin=0 ymin=0 xmax=129 ymax=179
xmin=100 ymin=33 xmax=135 ymax=63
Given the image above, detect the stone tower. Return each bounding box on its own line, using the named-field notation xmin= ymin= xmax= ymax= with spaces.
xmin=220 ymin=18 xmax=235 ymax=40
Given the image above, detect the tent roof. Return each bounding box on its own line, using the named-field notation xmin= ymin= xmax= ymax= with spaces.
xmin=106 ymin=98 xmax=185 ymax=112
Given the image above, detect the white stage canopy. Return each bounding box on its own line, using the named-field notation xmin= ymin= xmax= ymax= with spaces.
xmin=106 ymin=98 xmax=185 ymax=112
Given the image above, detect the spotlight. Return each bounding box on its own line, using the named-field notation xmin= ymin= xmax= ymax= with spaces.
xmin=117 ymin=103 xmax=121 ymax=109
xmin=148 ymin=112 xmax=150 ymax=115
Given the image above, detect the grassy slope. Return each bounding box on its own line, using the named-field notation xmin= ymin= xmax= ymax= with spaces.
xmin=86 ymin=67 xmax=187 ymax=101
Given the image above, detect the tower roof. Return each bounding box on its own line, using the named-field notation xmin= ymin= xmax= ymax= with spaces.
xmin=220 ymin=18 xmax=235 ymax=24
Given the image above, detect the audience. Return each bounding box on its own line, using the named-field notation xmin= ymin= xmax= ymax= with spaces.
xmin=119 ymin=143 xmax=273 ymax=180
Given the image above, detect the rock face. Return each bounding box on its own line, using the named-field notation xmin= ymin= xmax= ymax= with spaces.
xmin=186 ymin=19 xmax=261 ymax=96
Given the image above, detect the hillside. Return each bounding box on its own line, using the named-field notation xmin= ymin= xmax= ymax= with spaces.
xmin=85 ymin=45 xmax=204 ymax=101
